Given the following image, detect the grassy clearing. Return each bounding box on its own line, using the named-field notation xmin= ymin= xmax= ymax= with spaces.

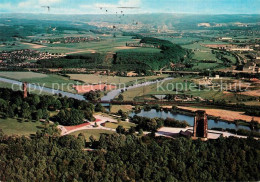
xmin=193 ymin=51 xmax=220 ymax=62
xmin=110 ymin=105 xmax=133 ymax=113
xmin=0 ymin=118 xmax=43 ymax=136
xmin=69 ymin=129 xmax=115 ymax=141
xmin=67 ymin=74 xmax=168 ymax=86
xmin=104 ymin=122 xmax=136 ymax=130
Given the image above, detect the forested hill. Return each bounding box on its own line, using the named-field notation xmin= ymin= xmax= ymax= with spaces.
xmin=140 ymin=37 xmax=187 ymax=58
xmin=113 ymin=37 xmax=189 ymax=73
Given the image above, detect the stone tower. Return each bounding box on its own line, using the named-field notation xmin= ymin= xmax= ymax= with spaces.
xmin=23 ymin=82 xmax=28 ymax=98
xmin=193 ymin=110 xmax=208 ymax=138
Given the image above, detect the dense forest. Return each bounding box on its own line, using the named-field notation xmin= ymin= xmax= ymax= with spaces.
xmin=113 ymin=37 xmax=189 ymax=72
xmin=0 ymin=130 xmax=259 ymax=181
xmin=36 ymin=53 xmax=107 ymax=69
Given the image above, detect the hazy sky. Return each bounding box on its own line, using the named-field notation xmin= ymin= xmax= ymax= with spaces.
xmin=0 ymin=0 xmax=259 ymax=14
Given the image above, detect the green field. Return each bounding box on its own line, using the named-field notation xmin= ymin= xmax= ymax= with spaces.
xmin=37 ymin=35 xmax=140 ymax=54
xmin=110 ymin=105 xmax=133 ymax=113
xmin=0 ymin=71 xmax=48 ymax=80
xmin=182 ymin=42 xmax=211 ymax=51
xmin=192 ymin=51 xmax=221 ymax=62
xmin=0 ymin=72 xmax=78 ymax=93
xmin=116 ymin=47 xmax=161 ymax=53
xmin=121 ymin=76 xmax=228 ymax=101
xmin=121 ymin=76 xmax=259 ymax=103
xmin=104 ymin=122 xmax=136 ymax=130
xmin=0 ymin=118 xmax=43 ymax=136
xmin=0 ymin=35 xmax=139 ymax=54
xmin=157 ymin=36 xmax=202 ymax=45
xmin=0 ymin=42 xmax=34 ymax=52
xmin=67 ymin=74 xmax=168 ymax=86
xmin=192 ymin=62 xmax=220 ymax=70
xmin=69 ymin=129 xmax=115 ymax=141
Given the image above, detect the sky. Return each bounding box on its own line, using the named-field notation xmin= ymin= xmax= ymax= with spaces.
xmin=0 ymin=0 xmax=259 ymax=14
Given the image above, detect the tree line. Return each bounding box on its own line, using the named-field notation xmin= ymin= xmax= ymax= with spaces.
xmin=131 ymin=115 xmax=189 ymax=132
xmin=0 ymin=129 xmax=259 ymax=181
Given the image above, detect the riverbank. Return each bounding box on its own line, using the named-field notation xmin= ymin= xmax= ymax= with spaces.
xmin=177 ymin=106 xmax=260 ymax=124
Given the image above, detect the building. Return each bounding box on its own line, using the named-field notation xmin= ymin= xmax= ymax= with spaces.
xmin=193 ymin=110 xmax=208 ymax=138
xmin=23 ymin=82 xmax=28 ymax=98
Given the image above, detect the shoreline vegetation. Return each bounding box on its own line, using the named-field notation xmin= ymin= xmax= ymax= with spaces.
xmin=131 ymin=105 xmax=259 ymax=131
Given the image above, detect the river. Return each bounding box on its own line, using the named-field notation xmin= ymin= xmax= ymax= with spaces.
xmin=0 ymin=77 xmax=174 ymax=101
xmin=0 ymin=76 xmax=256 ymax=131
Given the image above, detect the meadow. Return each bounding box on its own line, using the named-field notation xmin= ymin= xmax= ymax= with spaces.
xmin=0 ymin=71 xmax=48 ymax=80
xmin=67 ymin=74 xmax=168 ymax=86
xmin=69 ymin=129 xmax=115 ymax=141
xmin=110 ymin=105 xmax=133 ymax=113
xmin=104 ymin=121 xmax=136 ymax=130
xmin=0 ymin=117 xmax=43 ymax=136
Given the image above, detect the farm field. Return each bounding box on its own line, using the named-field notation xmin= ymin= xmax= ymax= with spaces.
xmin=0 ymin=42 xmax=34 ymax=52
xmin=0 ymin=118 xmax=43 ymax=136
xmin=121 ymin=76 xmax=257 ymax=103
xmin=69 ymin=129 xmax=115 ymax=141
xmin=67 ymin=74 xmax=168 ymax=86
xmin=182 ymin=41 xmax=230 ymax=70
xmin=116 ymin=47 xmax=161 ymax=53
xmin=192 ymin=62 xmax=220 ymax=70
xmin=37 ymin=35 xmax=140 ymax=54
xmin=182 ymin=42 xmax=212 ymax=51
xmin=104 ymin=121 xmax=136 ymax=130
xmin=192 ymin=51 xmax=221 ymax=62
xmin=0 ymin=71 xmax=48 ymax=80
xmin=0 ymin=35 xmax=140 ymax=54
xmin=157 ymin=36 xmax=202 ymax=45
xmin=0 ymin=72 xmax=78 ymax=93
xmin=178 ymin=106 xmax=260 ymax=123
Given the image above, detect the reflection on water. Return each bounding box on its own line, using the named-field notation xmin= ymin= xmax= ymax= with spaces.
xmin=129 ymin=109 xmax=253 ymax=131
